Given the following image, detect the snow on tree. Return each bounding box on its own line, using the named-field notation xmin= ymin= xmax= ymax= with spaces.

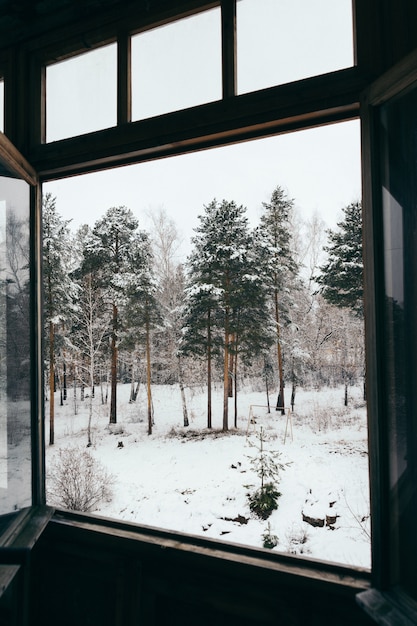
xmin=183 ymin=199 xmax=271 ymax=431
xmin=317 ymin=201 xmax=363 ymax=315
xmin=70 ymin=225 xmax=110 ymax=445
xmin=82 ymin=206 xmax=148 ymax=425
xmin=147 ymin=207 xmax=185 ymax=386
xmin=255 ymin=186 xmax=299 ymax=414
xmin=42 ymin=193 xmax=78 ymax=445
xmin=315 ymin=201 xmax=364 ymax=403
xmin=123 ymin=231 xmax=161 ymax=435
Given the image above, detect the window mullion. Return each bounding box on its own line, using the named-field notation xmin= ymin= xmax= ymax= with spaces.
xmin=221 ymin=0 xmax=236 ymax=99
xmin=117 ymin=32 xmax=131 ymax=125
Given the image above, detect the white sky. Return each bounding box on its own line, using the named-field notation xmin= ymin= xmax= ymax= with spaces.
xmin=43 ymin=1 xmax=360 ymax=261
xmin=44 ymin=120 xmax=361 ymax=260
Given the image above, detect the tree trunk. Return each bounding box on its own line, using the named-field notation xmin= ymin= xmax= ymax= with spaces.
xmin=63 ymin=358 xmax=67 ymax=401
xmin=146 ymin=311 xmax=153 ymax=435
xmin=129 ymin=356 xmax=136 ymax=402
xmin=49 ymin=321 xmax=55 ymax=445
xmin=234 ymin=349 xmax=238 ymax=428
xmin=110 ymin=303 xmax=118 ymax=424
xmin=60 ymin=376 xmax=63 ymax=406
xmin=178 ymin=356 xmax=189 ymax=427
xmin=207 ymin=309 xmax=212 ymax=429
xmin=291 ymin=360 xmax=296 ymax=411
xmin=87 ymin=358 xmax=94 ymax=446
xmin=87 ymin=312 xmax=94 ymax=446
xmin=223 ymin=299 xmax=230 ymax=431
xmin=274 ymin=287 xmax=285 ymax=414
xmin=73 ymin=368 xmax=78 ymax=416
xmin=228 ymin=344 xmax=234 ymax=397
xmin=264 ymin=357 xmax=271 ymax=413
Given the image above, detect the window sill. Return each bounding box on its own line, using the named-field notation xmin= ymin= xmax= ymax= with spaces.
xmin=50 ymin=508 xmax=370 ymax=592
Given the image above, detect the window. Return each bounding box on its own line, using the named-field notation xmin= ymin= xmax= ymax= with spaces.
xmin=0 ymin=156 xmax=32 ymax=514
xmin=379 ymin=83 xmax=417 ymax=603
xmin=46 ymin=43 xmax=117 ymax=142
xmin=236 ymin=0 xmax=354 ymax=94
xmin=131 ymin=8 xmax=222 ymax=120
xmin=43 ymin=119 xmax=369 ymax=569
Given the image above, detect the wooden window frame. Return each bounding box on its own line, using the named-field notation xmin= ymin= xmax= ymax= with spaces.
xmin=4 ymin=1 xmax=417 ymax=622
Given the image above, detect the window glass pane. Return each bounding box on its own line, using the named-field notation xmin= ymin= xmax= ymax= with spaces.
xmin=0 ymin=80 xmax=4 ymax=132
xmin=43 ymin=121 xmax=369 ymax=569
xmin=0 ymin=173 xmax=31 ymax=514
xmin=380 ymin=86 xmax=417 ymax=601
xmin=46 ymin=44 xmax=117 ymax=142
xmin=237 ymin=0 xmax=354 ymax=94
xmin=131 ymin=9 xmax=222 ymax=121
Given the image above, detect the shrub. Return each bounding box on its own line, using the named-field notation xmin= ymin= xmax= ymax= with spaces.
xmin=47 ymin=446 xmax=114 ymax=512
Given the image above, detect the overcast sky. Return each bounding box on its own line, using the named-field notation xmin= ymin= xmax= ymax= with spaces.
xmin=43 ymin=0 xmax=359 ymax=261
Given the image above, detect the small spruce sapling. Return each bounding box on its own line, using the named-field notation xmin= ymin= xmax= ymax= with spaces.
xmin=246 ymin=427 xmax=286 ymax=519
xmin=262 ymin=522 xmax=279 ymax=549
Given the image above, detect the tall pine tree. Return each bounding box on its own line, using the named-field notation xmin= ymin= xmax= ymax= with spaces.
xmin=256 ymin=186 xmax=299 ymax=414
xmin=317 ymin=201 xmax=363 ymax=315
xmin=183 ymin=199 xmax=270 ymax=430
xmin=82 ymin=206 xmax=146 ymax=424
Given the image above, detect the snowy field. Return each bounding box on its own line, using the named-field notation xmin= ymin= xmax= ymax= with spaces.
xmin=45 ymin=382 xmax=371 ymax=570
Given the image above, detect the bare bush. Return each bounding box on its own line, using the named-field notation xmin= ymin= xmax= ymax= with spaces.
xmin=47 ymin=446 xmax=114 ymax=512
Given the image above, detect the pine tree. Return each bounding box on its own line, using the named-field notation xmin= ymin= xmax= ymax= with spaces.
xmin=82 ymin=206 xmax=146 ymax=424
xmin=317 ymin=201 xmax=363 ymax=315
xmin=43 ymin=193 xmax=78 ymax=444
xmin=183 ymin=199 xmax=271 ymax=430
xmin=123 ymin=231 xmax=161 ymax=435
xmin=256 ymin=186 xmax=299 ymax=414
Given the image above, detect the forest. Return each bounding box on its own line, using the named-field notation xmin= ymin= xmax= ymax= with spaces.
xmin=43 ymin=185 xmax=364 ymax=444
xmin=41 ymin=185 xmax=370 ymax=565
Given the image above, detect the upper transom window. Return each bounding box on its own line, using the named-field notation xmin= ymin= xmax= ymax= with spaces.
xmin=46 ymin=43 xmax=117 ymax=142
xmin=236 ymin=0 xmax=354 ymax=94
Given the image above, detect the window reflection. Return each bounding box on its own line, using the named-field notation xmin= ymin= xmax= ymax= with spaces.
xmin=380 ymin=86 xmax=417 ymax=601
xmin=0 ymin=175 xmax=31 ymax=514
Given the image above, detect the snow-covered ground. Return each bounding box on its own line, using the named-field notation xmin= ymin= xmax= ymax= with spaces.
xmin=45 ymin=381 xmax=371 ymax=570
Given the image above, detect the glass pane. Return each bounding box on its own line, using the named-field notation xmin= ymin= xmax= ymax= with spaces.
xmin=43 ymin=121 xmax=369 ymax=569
xmin=237 ymin=0 xmax=354 ymax=94
xmin=0 ymin=173 xmax=31 ymax=514
xmin=132 ymin=9 xmax=221 ymax=120
xmin=46 ymin=44 xmax=117 ymax=142
xmin=380 ymin=85 xmax=417 ymax=601
xmin=0 ymin=80 xmax=4 ymax=132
